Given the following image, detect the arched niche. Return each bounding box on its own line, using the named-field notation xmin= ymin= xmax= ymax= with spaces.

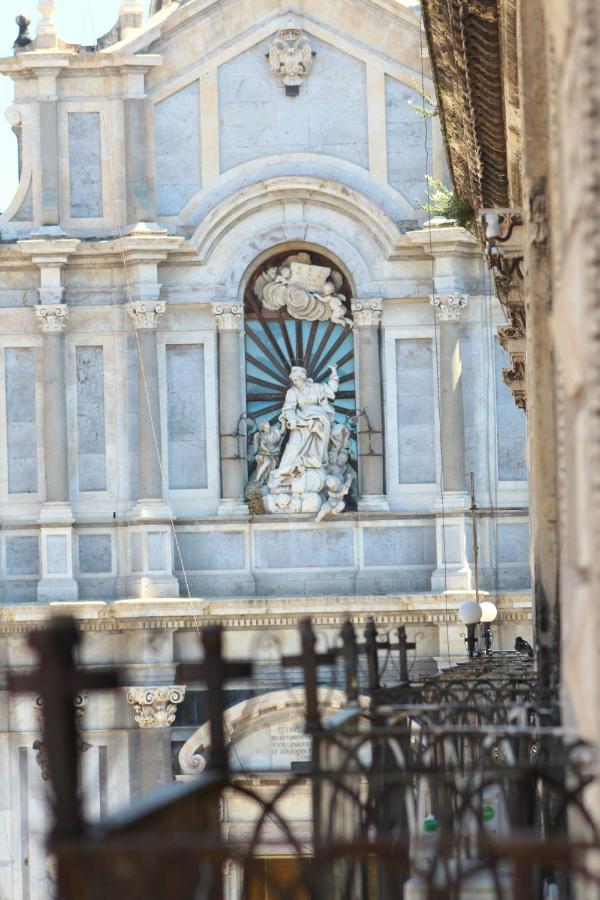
xmin=243 ymin=246 xmax=358 ymax=506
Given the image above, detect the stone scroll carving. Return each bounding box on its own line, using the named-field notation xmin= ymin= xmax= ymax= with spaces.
xmin=255 ymin=253 xmax=352 ymax=328
xmin=268 ymin=26 xmax=314 ymax=96
xmin=127 ymin=686 xmax=186 ymax=728
xmin=245 ymin=366 xmax=355 ymax=519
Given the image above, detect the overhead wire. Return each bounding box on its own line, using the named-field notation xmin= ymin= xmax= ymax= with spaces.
xmin=419 ymin=11 xmax=451 ymax=661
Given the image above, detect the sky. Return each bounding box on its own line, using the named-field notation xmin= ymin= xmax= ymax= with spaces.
xmin=0 ymin=0 xmax=151 ymax=211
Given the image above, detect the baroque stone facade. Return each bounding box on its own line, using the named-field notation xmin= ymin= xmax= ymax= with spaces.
xmin=0 ymin=2 xmax=532 ymax=898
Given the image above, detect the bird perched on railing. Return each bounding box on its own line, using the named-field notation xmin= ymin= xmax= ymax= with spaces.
xmin=514 ymin=636 xmax=534 ymax=658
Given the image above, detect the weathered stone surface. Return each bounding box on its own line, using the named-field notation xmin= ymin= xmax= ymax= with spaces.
xmin=76 ymin=346 xmax=107 ymax=492
xmin=495 ymin=340 xmax=526 ymax=480
xmin=363 ymin=526 xmax=436 ymax=566
xmin=385 ymin=76 xmax=429 ymax=207
xmin=395 ymin=339 xmax=436 ymax=483
xmin=154 ymin=81 xmax=201 ymax=215
xmin=4 ymin=348 xmax=37 ymax=494
xmin=255 ymin=528 xmax=354 ymax=569
xmin=78 ymin=534 xmax=112 ymax=574
xmin=6 ymin=536 xmax=39 ymax=576
xmin=174 ymin=531 xmax=245 ymax=571
xmin=218 ymin=36 xmax=368 ymax=172
xmin=68 ymin=112 xmax=103 ymax=218
xmin=166 ymin=345 xmax=207 ymax=490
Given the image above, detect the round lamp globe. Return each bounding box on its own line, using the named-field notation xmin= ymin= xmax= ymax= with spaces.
xmin=480 ymin=601 xmax=498 ymax=623
xmin=459 ymin=600 xmax=483 ymax=625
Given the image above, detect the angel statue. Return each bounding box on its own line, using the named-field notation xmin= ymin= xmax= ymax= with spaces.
xmin=254 ymin=252 xmax=353 ymax=328
xmin=249 ymin=420 xmax=284 ymax=487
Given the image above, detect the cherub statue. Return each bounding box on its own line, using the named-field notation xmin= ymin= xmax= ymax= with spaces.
xmin=250 ymin=420 xmax=284 ymax=487
xmin=316 ymin=472 xmax=355 ymax=522
xmin=316 ymin=274 xmax=353 ymax=328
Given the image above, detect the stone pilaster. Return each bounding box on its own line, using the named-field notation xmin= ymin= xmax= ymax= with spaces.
xmin=19 ymin=239 xmax=81 ymax=602
xmin=114 ymin=227 xmax=183 ymax=599
xmin=431 ymin=294 xmax=472 ymax=591
xmin=351 ymin=300 xmax=389 ymax=512
xmin=213 ymin=303 xmax=249 ymax=516
xmin=127 ymin=686 xmax=185 ymax=794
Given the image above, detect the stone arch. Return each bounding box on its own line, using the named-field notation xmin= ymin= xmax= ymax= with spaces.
xmin=178 ymin=687 xmax=360 ymax=776
xmin=189 ymin=175 xmax=403 ymax=298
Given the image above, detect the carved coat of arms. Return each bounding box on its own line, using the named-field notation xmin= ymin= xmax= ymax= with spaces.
xmin=268 ymin=27 xmax=314 ymax=95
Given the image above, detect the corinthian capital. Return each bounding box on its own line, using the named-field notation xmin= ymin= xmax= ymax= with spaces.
xmin=127 ymin=300 xmax=167 ymax=330
xmin=35 ymin=304 xmax=68 ymax=333
xmin=213 ymin=302 xmax=242 ymax=331
xmin=351 ymin=299 xmax=383 ymax=328
xmin=127 ymin=686 xmax=186 ymax=728
xmin=431 ymin=293 xmax=468 ymax=322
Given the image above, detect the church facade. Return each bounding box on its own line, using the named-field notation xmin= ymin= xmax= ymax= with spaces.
xmin=0 ymin=1 xmax=531 ymax=897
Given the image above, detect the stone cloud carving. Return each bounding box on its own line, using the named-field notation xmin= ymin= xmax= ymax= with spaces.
xmin=255 ymin=252 xmax=352 ymax=328
xmin=246 ymin=366 xmax=355 ymax=519
xmin=268 ymin=26 xmax=314 ymax=96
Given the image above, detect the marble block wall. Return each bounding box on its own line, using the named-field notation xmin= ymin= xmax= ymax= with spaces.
xmin=217 ymin=36 xmax=369 ymax=172
xmin=154 ymin=81 xmax=201 ymax=216
xmin=68 ymin=112 xmax=103 ymax=219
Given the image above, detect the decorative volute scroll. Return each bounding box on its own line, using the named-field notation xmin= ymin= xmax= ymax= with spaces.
xmin=255 ymin=252 xmax=352 ymax=328
xmin=35 ymin=304 xmax=68 ymax=333
xmin=127 ymin=300 xmax=167 ymax=330
xmin=127 ymin=686 xmax=186 ymax=728
xmin=431 ymin=293 xmax=468 ymax=321
xmin=268 ymin=26 xmax=315 ymax=96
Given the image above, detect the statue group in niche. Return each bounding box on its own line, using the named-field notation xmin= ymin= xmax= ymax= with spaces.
xmin=246 ymin=365 xmax=355 ymax=519
xmin=254 ymin=252 xmax=353 ymax=328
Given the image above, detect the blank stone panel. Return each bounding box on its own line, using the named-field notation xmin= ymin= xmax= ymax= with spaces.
xmin=385 ymin=77 xmax=430 ymax=208
xmin=395 ymin=340 xmax=436 ymax=483
xmin=79 ymin=534 xmax=112 ymax=574
xmin=68 ymin=112 xmax=103 ymax=218
xmin=494 ymin=340 xmax=527 ymax=480
xmin=6 ymin=536 xmax=39 ymax=576
xmin=166 ymin=345 xmax=207 ymax=490
xmin=218 ymin=36 xmax=368 ymax=172
xmin=155 ymin=81 xmax=201 ymax=216
xmin=255 ymin=529 xmax=354 ymax=569
xmin=497 ymin=522 xmax=529 ymax=563
xmin=363 ymin=526 xmax=436 ymax=567
xmin=5 ymin=348 xmax=38 ymax=494
xmin=76 ymin=347 xmax=107 ymax=492
xmin=175 ymin=532 xmax=246 ymax=571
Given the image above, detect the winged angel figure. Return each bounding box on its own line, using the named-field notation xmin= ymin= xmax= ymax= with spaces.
xmin=254 ymin=253 xmax=353 ymax=328
xmin=268 ymin=27 xmax=314 ymax=91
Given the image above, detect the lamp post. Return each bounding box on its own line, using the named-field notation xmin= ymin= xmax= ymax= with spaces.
xmin=479 ymin=601 xmax=498 ymax=654
xmin=459 ymin=600 xmax=482 ymax=658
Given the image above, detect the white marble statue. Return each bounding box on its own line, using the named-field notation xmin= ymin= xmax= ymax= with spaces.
xmin=249 ymin=420 xmax=284 ymax=487
xmin=254 ymin=364 xmax=355 ymax=519
xmin=255 ymin=252 xmax=353 ymax=328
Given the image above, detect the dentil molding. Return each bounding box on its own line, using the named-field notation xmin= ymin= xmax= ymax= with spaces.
xmin=127 ymin=686 xmax=186 ymax=728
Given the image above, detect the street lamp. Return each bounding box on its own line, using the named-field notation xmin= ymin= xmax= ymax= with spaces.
xmin=479 ymin=601 xmax=498 ymax=654
xmin=459 ymin=600 xmax=482 ymax=658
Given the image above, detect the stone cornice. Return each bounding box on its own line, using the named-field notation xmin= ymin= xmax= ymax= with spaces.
xmin=0 ymin=594 xmax=532 ymax=635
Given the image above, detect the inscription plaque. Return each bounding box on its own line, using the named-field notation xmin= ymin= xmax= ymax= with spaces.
xmin=271 ymin=722 xmax=311 ymax=768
